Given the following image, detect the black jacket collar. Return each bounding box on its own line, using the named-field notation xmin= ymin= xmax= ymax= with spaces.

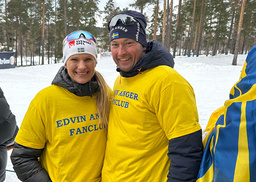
xmin=52 ymin=66 xmax=98 ymax=97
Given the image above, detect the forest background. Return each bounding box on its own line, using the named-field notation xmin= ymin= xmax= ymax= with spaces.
xmin=0 ymin=0 xmax=254 ymax=66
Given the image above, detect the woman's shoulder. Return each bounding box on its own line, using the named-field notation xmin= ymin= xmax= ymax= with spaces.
xmin=33 ymin=85 xmax=63 ymax=101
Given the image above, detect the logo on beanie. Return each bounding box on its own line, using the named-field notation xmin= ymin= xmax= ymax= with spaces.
xmin=76 ymin=39 xmax=92 ymax=45
xmin=69 ymin=40 xmax=75 ymax=48
xmin=110 ymin=26 xmax=128 ymax=32
xmin=78 ymin=48 xmax=85 ymax=52
xmin=111 ymin=32 xmax=119 ymax=40
xmin=68 ymin=39 xmax=93 ymax=49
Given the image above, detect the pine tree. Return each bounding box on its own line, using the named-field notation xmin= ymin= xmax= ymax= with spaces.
xmin=211 ymin=0 xmax=229 ymax=56
xmin=130 ymin=0 xmax=153 ymax=14
xmin=101 ymin=0 xmax=120 ymax=52
xmin=41 ymin=0 xmax=45 ymax=65
xmin=225 ymin=0 xmax=238 ymax=55
xmin=0 ymin=0 xmax=4 ymax=49
xmin=187 ymin=0 xmax=196 ymax=57
xmin=165 ymin=0 xmax=173 ymax=52
xmin=81 ymin=0 xmax=99 ymax=34
xmin=162 ymin=0 xmax=167 ymax=46
xmin=241 ymin=0 xmax=256 ymax=54
xmin=7 ymin=0 xmax=30 ymax=65
xmin=153 ymin=0 xmax=159 ymax=40
xmin=196 ymin=0 xmax=207 ymax=57
xmin=173 ymin=0 xmax=182 ymax=58
xmin=232 ymin=0 xmax=246 ymax=65
xmin=27 ymin=0 xmax=44 ymax=65
xmin=44 ymin=0 xmax=55 ymax=64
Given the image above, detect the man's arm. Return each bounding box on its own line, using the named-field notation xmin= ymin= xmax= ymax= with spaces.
xmin=167 ymin=129 xmax=203 ymax=182
xmin=11 ymin=142 xmax=51 ymax=182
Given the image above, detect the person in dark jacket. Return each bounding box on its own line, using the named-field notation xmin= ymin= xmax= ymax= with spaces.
xmin=0 ymin=87 xmax=19 ymax=181
xmin=102 ymin=10 xmax=203 ymax=182
xmin=11 ymin=30 xmax=111 ymax=182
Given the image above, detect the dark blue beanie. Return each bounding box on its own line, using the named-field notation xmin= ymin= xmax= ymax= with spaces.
xmin=109 ymin=10 xmax=147 ymax=47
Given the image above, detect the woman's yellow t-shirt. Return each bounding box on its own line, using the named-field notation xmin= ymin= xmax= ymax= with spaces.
xmin=16 ymin=85 xmax=107 ymax=182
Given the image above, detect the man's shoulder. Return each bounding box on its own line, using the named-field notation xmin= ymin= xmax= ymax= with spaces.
xmin=148 ymin=65 xmax=179 ymax=77
xmin=148 ymin=66 xmax=190 ymax=85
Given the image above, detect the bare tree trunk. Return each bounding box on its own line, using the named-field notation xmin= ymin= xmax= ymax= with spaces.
xmin=243 ymin=34 xmax=248 ymax=54
xmin=193 ymin=22 xmax=198 ymax=56
xmin=29 ymin=43 xmax=32 ymax=65
xmin=25 ymin=35 xmax=27 ymax=65
xmin=20 ymin=32 xmax=23 ymax=66
xmin=173 ymin=0 xmax=182 ymax=58
xmin=212 ymin=0 xmax=223 ymax=56
xmin=164 ymin=0 xmax=169 ymax=49
xmin=47 ymin=20 xmax=50 ymax=64
xmin=188 ymin=0 xmax=196 ymax=57
xmin=32 ymin=44 xmax=35 ymax=65
xmin=196 ymin=0 xmax=207 ymax=57
xmin=11 ymin=19 xmax=15 ymax=51
xmin=183 ymin=27 xmax=188 ymax=56
xmin=4 ymin=0 xmax=10 ymax=51
xmin=55 ymin=0 xmax=57 ymax=63
xmin=232 ymin=0 xmax=246 ymax=65
xmin=241 ymin=34 xmax=245 ymax=54
xmin=39 ymin=42 xmax=41 ymax=65
xmin=162 ymin=0 xmax=167 ymax=46
xmin=18 ymin=16 xmax=23 ymax=66
xmin=15 ymin=30 xmax=18 ymax=65
xmin=166 ymin=0 xmax=173 ymax=51
xmin=41 ymin=0 xmax=45 ymax=65
xmin=206 ymin=33 xmax=210 ymax=56
xmin=153 ymin=0 xmax=159 ymax=40
xmin=230 ymin=20 xmax=237 ymax=54
xmin=64 ymin=0 xmax=67 ymax=36
xmin=225 ymin=0 xmax=237 ymax=55
xmin=178 ymin=40 xmax=182 ymax=56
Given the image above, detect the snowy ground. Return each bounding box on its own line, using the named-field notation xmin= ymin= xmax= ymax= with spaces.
xmin=0 ymin=53 xmax=246 ymax=181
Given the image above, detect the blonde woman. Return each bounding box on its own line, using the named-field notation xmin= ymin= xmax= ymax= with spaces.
xmin=11 ymin=30 xmax=111 ymax=182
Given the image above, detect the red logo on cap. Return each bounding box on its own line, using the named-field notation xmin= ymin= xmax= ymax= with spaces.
xmin=69 ymin=40 xmax=75 ymax=48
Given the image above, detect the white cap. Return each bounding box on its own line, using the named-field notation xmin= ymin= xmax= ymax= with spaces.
xmin=63 ymin=38 xmax=97 ymax=63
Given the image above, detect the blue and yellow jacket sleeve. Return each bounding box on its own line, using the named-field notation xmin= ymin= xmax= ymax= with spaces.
xmin=197 ymin=45 xmax=256 ymax=182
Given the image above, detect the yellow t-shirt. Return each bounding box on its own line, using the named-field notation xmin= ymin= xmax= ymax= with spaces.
xmin=16 ymin=85 xmax=107 ymax=182
xmin=102 ymin=66 xmax=201 ymax=182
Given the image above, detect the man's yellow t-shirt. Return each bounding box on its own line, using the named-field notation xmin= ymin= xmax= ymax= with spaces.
xmin=16 ymin=85 xmax=107 ymax=182
xmin=102 ymin=66 xmax=201 ymax=182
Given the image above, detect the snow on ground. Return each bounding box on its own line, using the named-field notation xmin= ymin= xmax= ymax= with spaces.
xmin=0 ymin=53 xmax=246 ymax=181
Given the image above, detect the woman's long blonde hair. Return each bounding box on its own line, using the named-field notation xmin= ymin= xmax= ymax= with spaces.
xmin=94 ymin=71 xmax=111 ymax=128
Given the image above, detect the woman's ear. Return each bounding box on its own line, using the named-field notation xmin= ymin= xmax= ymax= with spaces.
xmin=64 ymin=60 xmax=67 ymax=68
